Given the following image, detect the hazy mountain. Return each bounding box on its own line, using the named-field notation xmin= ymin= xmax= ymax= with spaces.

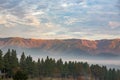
xmin=0 ymin=37 xmax=120 ymax=57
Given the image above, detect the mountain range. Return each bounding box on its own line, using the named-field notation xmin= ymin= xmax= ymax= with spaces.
xmin=0 ymin=37 xmax=120 ymax=57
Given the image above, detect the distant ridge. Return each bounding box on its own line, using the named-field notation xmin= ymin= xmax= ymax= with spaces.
xmin=0 ymin=37 xmax=120 ymax=56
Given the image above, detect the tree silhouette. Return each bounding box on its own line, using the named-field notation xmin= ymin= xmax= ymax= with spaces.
xmin=13 ymin=70 xmax=28 ymax=80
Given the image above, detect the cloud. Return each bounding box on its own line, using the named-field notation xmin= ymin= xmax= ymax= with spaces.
xmin=0 ymin=0 xmax=45 ymax=27
xmin=61 ymin=3 xmax=69 ymax=8
xmin=0 ymin=0 xmax=120 ymax=39
xmin=0 ymin=0 xmax=8 ymax=5
xmin=61 ymin=0 xmax=87 ymax=8
xmin=0 ymin=14 xmax=18 ymax=27
xmin=0 ymin=0 xmax=89 ymax=27
xmin=109 ymin=21 xmax=120 ymax=29
xmin=71 ymin=31 xmax=120 ymax=40
xmin=65 ymin=18 xmax=80 ymax=25
xmin=43 ymin=32 xmax=56 ymax=36
xmin=45 ymin=22 xmax=57 ymax=28
xmin=32 ymin=11 xmax=45 ymax=16
xmin=0 ymin=16 xmax=7 ymax=24
xmin=0 ymin=14 xmax=41 ymax=28
xmin=64 ymin=17 xmax=85 ymax=25
xmin=24 ymin=15 xmax=41 ymax=27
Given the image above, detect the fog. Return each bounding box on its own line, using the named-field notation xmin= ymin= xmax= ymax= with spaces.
xmin=2 ymin=48 xmax=120 ymax=69
xmin=22 ymin=52 xmax=120 ymax=70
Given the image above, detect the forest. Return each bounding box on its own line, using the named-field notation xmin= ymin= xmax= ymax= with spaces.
xmin=0 ymin=49 xmax=120 ymax=80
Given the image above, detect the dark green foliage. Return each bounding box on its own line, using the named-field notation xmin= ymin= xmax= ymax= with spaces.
xmin=0 ymin=49 xmax=119 ymax=80
xmin=10 ymin=50 xmax=19 ymax=76
xmin=0 ymin=50 xmax=4 ymax=70
xmin=20 ymin=52 xmax=27 ymax=73
xmin=3 ymin=49 xmax=13 ymax=77
xmin=13 ymin=70 xmax=28 ymax=80
xmin=3 ymin=49 xmax=19 ymax=77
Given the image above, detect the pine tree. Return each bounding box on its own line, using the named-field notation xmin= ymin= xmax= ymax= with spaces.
xmin=0 ymin=50 xmax=4 ymax=70
xmin=56 ymin=58 xmax=63 ymax=76
xmin=25 ymin=55 xmax=34 ymax=78
xmin=10 ymin=49 xmax=19 ymax=76
xmin=20 ymin=52 xmax=27 ymax=72
xmin=111 ymin=68 xmax=117 ymax=80
xmin=44 ymin=56 xmax=52 ymax=77
xmin=3 ymin=49 xmax=11 ymax=77
xmin=0 ymin=49 xmax=120 ymax=79
xmin=39 ymin=58 xmax=45 ymax=77
xmin=13 ymin=70 xmax=28 ymax=80
xmin=32 ymin=61 xmax=39 ymax=77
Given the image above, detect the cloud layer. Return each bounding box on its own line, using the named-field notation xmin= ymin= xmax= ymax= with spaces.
xmin=0 ymin=0 xmax=120 ymax=39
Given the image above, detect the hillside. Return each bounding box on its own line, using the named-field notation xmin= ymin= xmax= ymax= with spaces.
xmin=0 ymin=37 xmax=120 ymax=56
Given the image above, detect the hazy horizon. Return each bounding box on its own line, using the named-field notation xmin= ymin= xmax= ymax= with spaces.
xmin=0 ymin=36 xmax=120 ymax=41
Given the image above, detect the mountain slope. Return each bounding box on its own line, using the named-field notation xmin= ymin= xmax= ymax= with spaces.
xmin=0 ymin=37 xmax=120 ymax=56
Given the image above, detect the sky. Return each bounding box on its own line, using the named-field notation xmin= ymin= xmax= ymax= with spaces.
xmin=0 ymin=0 xmax=120 ymax=40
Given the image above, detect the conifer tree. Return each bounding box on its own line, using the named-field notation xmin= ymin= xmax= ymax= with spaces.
xmin=20 ymin=52 xmax=27 ymax=72
xmin=3 ymin=49 xmax=11 ymax=77
xmin=10 ymin=49 xmax=19 ymax=76
xmin=0 ymin=50 xmax=4 ymax=70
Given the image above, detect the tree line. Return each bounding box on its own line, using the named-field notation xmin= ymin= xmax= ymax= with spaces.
xmin=0 ymin=49 xmax=120 ymax=80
